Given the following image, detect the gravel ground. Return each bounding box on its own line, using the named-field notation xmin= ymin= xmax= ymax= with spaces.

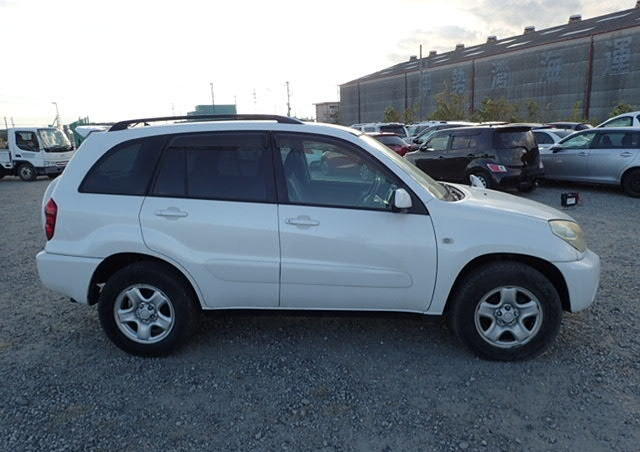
xmin=0 ymin=176 xmax=638 ymax=452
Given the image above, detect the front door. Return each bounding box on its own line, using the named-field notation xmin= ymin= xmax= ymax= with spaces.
xmin=274 ymin=132 xmax=437 ymax=312
xmin=544 ymin=131 xmax=596 ymax=180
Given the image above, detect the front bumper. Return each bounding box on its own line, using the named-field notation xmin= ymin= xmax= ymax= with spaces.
xmin=554 ymin=249 xmax=600 ymax=312
xmin=36 ymin=251 xmax=102 ymax=304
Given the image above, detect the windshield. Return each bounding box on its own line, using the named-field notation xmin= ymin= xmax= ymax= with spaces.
xmin=494 ymin=130 xmax=536 ymax=150
xmin=359 ymin=134 xmax=447 ymax=200
xmin=38 ymin=128 xmax=72 ymax=152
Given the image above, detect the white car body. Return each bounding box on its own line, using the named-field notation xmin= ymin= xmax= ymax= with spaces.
xmin=596 ymin=111 xmax=640 ymax=128
xmin=36 ymin=117 xmax=600 ymax=359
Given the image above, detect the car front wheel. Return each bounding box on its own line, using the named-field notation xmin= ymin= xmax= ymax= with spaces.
xmin=450 ymin=262 xmax=562 ymax=361
xmin=98 ymin=262 xmax=198 ymax=356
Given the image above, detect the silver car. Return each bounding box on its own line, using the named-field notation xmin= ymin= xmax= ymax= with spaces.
xmin=533 ymin=128 xmax=573 ymax=152
xmin=541 ymin=128 xmax=640 ymax=197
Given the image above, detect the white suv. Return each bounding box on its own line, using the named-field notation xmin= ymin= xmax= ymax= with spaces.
xmin=36 ymin=115 xmax=600 ymax=360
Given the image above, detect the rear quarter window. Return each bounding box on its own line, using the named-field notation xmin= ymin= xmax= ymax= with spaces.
xmin=79 ymin=135 xmax=165 ymax=195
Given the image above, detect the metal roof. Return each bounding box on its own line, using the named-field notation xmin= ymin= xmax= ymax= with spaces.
xmin=342 ymin=6 xmax=640 ymax=86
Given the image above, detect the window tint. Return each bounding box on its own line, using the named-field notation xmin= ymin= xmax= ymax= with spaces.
xmin=15 ymin=131 xmax=39 ymax=152
xmin=451 ymin=135 xmax=478 ymax=150
xmin=151 ymin=132 xmax=273 ymax=202
xmin=560 ymin=131 xmax=597 ymax=149
xmin=602 ymin=116 xmax=632 ymax=127
xmin=494 ymin=130 xmax=536 ymax=150
xmin=379 ymin=125 xmax=406 ymax=136
xmin=595 ymin=131 xmax=640 ymax=149
xmin=376 ymin=135 xmax=406 ymax=147
xmin=0 ymin=130 xmax=7 ymax=149
xmin=426 ymin=135 xmax=449 ymax=151
xmin=80 ymin=136 xmax=164 ymax=195
xmin=276 ymin=133 xmax=401 ymax=211
xmin=533 ymin=132 xmax=553 ymax=145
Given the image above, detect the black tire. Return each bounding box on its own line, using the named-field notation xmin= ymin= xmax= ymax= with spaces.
xmin=98 ymin=262 xmax=198 ymax=356
xmin=449 ymin=261 xmax=562 ymax=361
xmin=17 ymin=163 xmax=37 ymax=181
xmin=469 ymin=170 xmax=494 ymax=189
xmin=622 ymin=168 xmax=640 ymax=198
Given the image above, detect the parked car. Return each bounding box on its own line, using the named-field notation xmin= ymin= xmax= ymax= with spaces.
xmin=410 ymin=122 xmax=475 ymax=150
xmin=533 ymin=128 xmax=573 ymax=152
xmin=596 ymin=111 xmax=640 ymax=128
xmin=369 ymin=132 xmax=412 ymax=156
xmin=406 ymin=121 xmax=447 ymax=138
xmin=405 ymin=125 xmax=543 ymax=192
xmin=350 ymin=122 xmax=409 ymax=138
xmin=541 ymin=127 xmax=640 ymax=197
xmin=36 ymin=114 xmax=600 ymax=361
xmin=546 ymin=122 xmax=593 ymax=131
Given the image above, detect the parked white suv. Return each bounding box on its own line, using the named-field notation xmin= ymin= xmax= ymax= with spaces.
xmin=36 ymin=115 xmax=600 ymax=360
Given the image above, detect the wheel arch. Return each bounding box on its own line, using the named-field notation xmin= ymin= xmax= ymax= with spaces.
xmin=443 ymin=253 xmax=571 ymax=313
xmin=621 ymin=165 xmax=640 ymax=183
xmin=87 ymin=252 xmax=203 ymax=309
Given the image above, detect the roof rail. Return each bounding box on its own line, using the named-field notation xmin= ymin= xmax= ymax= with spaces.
xmin=108 ymin=114 xmax=303 ymax=132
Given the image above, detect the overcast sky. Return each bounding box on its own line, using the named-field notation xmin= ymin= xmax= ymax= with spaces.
xmin=0 ymin=0 xmax=634 ymax=126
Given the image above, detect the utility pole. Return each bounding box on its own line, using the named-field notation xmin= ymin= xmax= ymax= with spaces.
xmin=52 ymin=102 xmax=61 ymax=129
xmin=419 ymin=45 xmax=423 ymax=120
xmin=286 ymin=81 xmax=291 ymax=117
xmin=210 ymin=82 xmax=215 ymax=113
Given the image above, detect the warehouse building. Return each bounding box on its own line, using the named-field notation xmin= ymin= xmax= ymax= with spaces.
xmin=340 ymin=3 xmax=640 ymax=125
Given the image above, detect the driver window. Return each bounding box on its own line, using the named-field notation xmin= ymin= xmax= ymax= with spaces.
xmin=425 ymin=135 xmax=449 ymax=151
xmin=275 ymin=133 xmax=400 ymax=211
xmin=561 ymin=132 xmax=597 ymax=149
xmin=15 ymin=131 xmax=39 ymax=152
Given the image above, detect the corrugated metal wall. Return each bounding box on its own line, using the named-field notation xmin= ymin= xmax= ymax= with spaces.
xmin=340 ymin=27 xmax=640 ymax=125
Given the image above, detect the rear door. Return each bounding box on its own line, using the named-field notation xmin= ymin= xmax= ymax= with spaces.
xmin=139 ymin=132 xmax=280 ymax=309
xmin=587 ymin=131 xmax=640 ymax=183
xmin=413 ymin=132 xmax=451 ymax=180
xmin=274 ymin=132 xmax=437 ymax=312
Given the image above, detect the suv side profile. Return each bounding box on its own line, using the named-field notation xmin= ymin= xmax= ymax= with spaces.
xmin=405 ymin=126 xmax=543 ymax=192
xmin=36 ymin=115 xmax=599 ymax=361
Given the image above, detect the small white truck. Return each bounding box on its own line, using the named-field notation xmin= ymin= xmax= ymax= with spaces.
xmin=0 ymin=127 xmax=75 ymax=181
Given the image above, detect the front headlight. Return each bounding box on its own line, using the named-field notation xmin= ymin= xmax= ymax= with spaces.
xmin=549 ymin=220 xmax=586 ymax=253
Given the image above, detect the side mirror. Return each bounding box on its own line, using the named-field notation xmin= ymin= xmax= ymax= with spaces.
xmin=550 ymin=145 xmax=561 ymax=153
xmin=393 ymin=188 xmax=412 ymax=210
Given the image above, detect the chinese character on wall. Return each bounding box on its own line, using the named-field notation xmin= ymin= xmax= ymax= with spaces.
xmin=605 ymin=37 xmax=632 ymax=75
xmin=451 ymin=68 xmax=466 ymax=94
xmin=491 ymin=61 xmax=510 ymax=89
xmin=540 ymin=52 xmax=562 ymax=82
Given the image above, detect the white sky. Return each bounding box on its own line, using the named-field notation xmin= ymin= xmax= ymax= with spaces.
xmin=0 ymin=0 xmax=633 ymax=126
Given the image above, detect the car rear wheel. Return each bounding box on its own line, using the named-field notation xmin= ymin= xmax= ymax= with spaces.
xmin=98 ymin=262 xmax=198 ymax=356
xmin=622 ymin=168 xmax=640 ymax=198
xmin=450 ymin=262 xmax=562 ymax=361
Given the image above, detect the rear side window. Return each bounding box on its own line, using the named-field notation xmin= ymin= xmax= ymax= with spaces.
xmin=151 ymin=132 xmax=274 ymax=203
xmin=602 ymin=116 xmax=633 ymax=127
xmin=533 ymin=131 xmax=553 ymax=145
xmin=494 ymin=130 xmax=536 ymax=150
xmin=451 ymin=134 xmax=479 ymax=150
xmin=80 ymin=136 xmax=165 ymax=195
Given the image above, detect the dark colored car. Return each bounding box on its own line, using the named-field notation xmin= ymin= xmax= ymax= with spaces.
xmin=405 ymin=126 xmax=543 ymax=192
xmin=369 ymin=133 xmax=412 ymax=156
xmin=410 ymin=122 xmax=474 ymax=150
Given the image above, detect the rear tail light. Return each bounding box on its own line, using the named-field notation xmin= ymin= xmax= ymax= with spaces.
xmin=45 ymin=198 xmax=57 ymax=240
xmin=487 ymin=164 xmax=507 ymax=173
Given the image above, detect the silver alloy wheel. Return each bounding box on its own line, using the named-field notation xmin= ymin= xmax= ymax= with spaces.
xmin=474 ymin=286 xmax=543 ymax=349
xmin=113 ymin=284 xmax=175 ymax=344
xmin=473 ymin=173 xmax=489 ymax=188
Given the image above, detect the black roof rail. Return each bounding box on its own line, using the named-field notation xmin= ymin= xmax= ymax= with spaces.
xmin=108 ymin=114 xmax=303 ymax=132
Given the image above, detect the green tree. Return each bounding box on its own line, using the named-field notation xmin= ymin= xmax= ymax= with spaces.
xmin=429 ymin=87 xmax=466 ymax=121
xmin=383 ymin=106 xmax=401 ymax=122
xmin=568 ymin=101 xmax=587 ymax=123
xmin=610 ymin=103 xmax=634 ymax=118
xmin=403 ymin=106 xmax=417 ymax=124
xmin=472 ymin=97 xmax=520 ymax=122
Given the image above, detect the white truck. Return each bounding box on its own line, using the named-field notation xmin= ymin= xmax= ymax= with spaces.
xmin=0 ymin=127 xmax=75 ymax=181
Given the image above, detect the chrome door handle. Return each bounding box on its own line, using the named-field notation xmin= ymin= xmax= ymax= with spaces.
xmin=620 ymin=152 xmax=633 ymax=157
xmin=154 ymin=208 xmax=188 ymax=218
xmin=285 ymin=216 xmax=320 ymax=226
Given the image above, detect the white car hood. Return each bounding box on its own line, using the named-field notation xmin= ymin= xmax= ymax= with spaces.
xmin=452 ymin=184 xmax=575 ymax=222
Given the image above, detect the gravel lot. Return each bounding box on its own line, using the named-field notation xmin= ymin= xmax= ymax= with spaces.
xmin=1 ymin=176 xmax=638 ymax=452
